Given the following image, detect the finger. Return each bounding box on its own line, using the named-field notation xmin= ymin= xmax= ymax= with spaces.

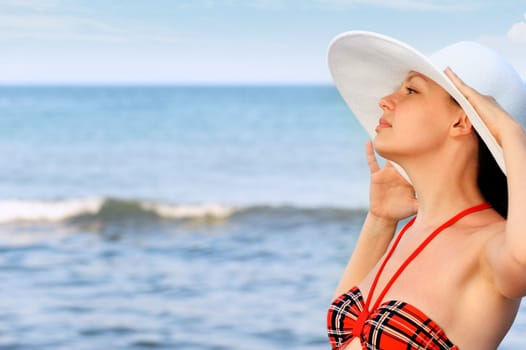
xmin=444 ymin=66 xmax=467 ymax=88
xmin=444 ymin=66 xmax=462 ymax=85
xmin=365 ymin=141 xmax=380 ymax=173
xmin=445 ymin=67 xmax=469 ymax=93
xmin=445 ymin=67 xmax=505 ymax=117
xmin=444 ymin=67 xmax=480 ymax=102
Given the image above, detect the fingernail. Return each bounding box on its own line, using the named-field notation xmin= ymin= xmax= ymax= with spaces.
xmin=445 ymin=66 xmax=458 ymax=77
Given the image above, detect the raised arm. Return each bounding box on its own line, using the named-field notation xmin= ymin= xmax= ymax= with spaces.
xmin=446 ymin=67 xmax=526 ymax=298
xmin=333 ymin=141 xmax=418 ymax=298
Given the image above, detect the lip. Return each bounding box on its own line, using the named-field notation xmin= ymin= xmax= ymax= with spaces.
xmin=375 ymin=117 xmax=392 ymax=131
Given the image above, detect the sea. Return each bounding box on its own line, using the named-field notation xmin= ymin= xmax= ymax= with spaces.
xmin=0 ymin=85 xmax=523 ymax=349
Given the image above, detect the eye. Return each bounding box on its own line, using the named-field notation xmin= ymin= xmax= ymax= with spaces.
xmin=406 ymin=87 xmax=417 ymax=95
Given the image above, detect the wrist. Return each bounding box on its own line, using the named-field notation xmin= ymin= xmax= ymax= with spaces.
xmin=365 ymin=211 xmax=399 ymax=233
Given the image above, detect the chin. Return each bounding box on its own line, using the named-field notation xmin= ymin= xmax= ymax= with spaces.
xmin=373 ymin=137 xmax=390 ymax=157
xmin=373 ymin=138 xmax=402 ymax=164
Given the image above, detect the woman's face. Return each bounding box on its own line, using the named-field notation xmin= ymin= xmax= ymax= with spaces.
xmin=373 ymin=71 xmax=462 ymax=162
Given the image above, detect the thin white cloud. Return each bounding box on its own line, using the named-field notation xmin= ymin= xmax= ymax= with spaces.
xmin=478 ymin=13 xmax=526 ymax=80
xmin=0 ymin=3 xmax=179 ymax=44
xmin=175 ymin=0 xmax=285 ymax=10
xmin=0 ymin=13 xmax=129 ymax=42
xmin=507 ymin=13 xmax=526 ymax=44
xmin=1 ymin=0 xmax=63 ymax=11
xmin=0 ymin=0 xmax=85 ymax=13
xmin=0 ymin=14 xmax=177 ymax=43
xmin=0 ymin=14 xmax=114 ymax=34
xmin=243 ymin=0 xmax=284 ymax=10
xmin=314 ymin=0 xmax=477 ymax=11
xmin=176 ymin=0 xmax=475 ymax=11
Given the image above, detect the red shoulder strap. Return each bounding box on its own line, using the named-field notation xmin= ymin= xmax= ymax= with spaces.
xmin=365 ymin=202 xmax=491 ymax=311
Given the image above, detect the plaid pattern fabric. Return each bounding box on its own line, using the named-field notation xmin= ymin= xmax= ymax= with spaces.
xmin=327 ymin=287 xmax=459 ymax=350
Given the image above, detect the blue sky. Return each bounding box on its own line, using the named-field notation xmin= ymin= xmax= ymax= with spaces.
xmin=0 ymin=0 xmax=525 ymax=84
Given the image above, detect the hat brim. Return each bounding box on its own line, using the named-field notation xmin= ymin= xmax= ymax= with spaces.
xmin=328 ymin=31 xmax=505 ymax=181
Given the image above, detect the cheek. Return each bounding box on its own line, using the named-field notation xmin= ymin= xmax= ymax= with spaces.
xmin=375 ymin=114 xmax=445 ymax=155
xmin=395 ymin=104 xmax=447 ymax=133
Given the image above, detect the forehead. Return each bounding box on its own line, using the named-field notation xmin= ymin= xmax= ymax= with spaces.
xmin=404 ymin=71 xmax=430 ymax=84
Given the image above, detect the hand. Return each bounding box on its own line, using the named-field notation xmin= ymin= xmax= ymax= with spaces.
xmin=366 ymin=141 xmax=418 ymax=221
xmin=445 ymin=67 xmax=519 ymax=146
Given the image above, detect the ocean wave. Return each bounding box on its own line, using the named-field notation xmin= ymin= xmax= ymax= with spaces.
xmin=0 ymin=198 xmax=366 ymax=225
xmin=0 ymin=198 xmax=104 ymax=224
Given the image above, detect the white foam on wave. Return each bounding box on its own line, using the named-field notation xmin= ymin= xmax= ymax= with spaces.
xmin=140 ymin=202 xmax=237 ymax=219
xmin=0 ymin=198 xmax=239 ymax=224
xmin=0 ymin=198 xmax=105 ymax=224
xmin=0 ymin=198 xmax=361 ymax=224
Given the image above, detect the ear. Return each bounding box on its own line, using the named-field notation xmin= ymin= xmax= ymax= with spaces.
xmin=450 ymin=110 xmax=473 ymax=137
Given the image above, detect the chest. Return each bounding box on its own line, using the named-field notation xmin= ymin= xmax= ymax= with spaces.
xmin=357 ymin=230 xmax=482 ymax=323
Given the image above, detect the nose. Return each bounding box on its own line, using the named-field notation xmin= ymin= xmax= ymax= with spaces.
xmin=378 ymin=93 xmax=395 ymax=111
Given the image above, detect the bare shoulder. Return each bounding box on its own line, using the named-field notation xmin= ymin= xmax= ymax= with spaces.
xmin=475 ymin=214 xmax=506 ymax=237
xmin=458 ymin=208 xmax=504 ymax=238
xmin=456 ymin=210 xmax=505 ymax=252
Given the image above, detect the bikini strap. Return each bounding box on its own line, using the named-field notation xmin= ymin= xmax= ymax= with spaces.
xmin=365 ymin=202 xmax=491 ymax=311
xmin=363 ymin=215 xmax=415 ymax=309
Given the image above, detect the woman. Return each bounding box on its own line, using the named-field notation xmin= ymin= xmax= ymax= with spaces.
xmin=326 ymin=32 xmax=526 ymax=349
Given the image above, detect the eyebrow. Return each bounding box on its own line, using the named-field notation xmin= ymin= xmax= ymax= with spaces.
xmin=404 ymin=72 xmax=428 ymax=85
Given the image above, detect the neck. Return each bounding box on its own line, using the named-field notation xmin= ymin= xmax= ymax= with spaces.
xmin=399 ymin=147 xmax=485 ymax=228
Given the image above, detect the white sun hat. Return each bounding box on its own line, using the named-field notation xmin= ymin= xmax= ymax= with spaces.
xmin=328 ymin=31 xmax=526 ymax=179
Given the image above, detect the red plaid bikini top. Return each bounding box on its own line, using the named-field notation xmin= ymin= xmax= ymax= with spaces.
xmin=327 ymin=203 xmax=491 ymax=350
